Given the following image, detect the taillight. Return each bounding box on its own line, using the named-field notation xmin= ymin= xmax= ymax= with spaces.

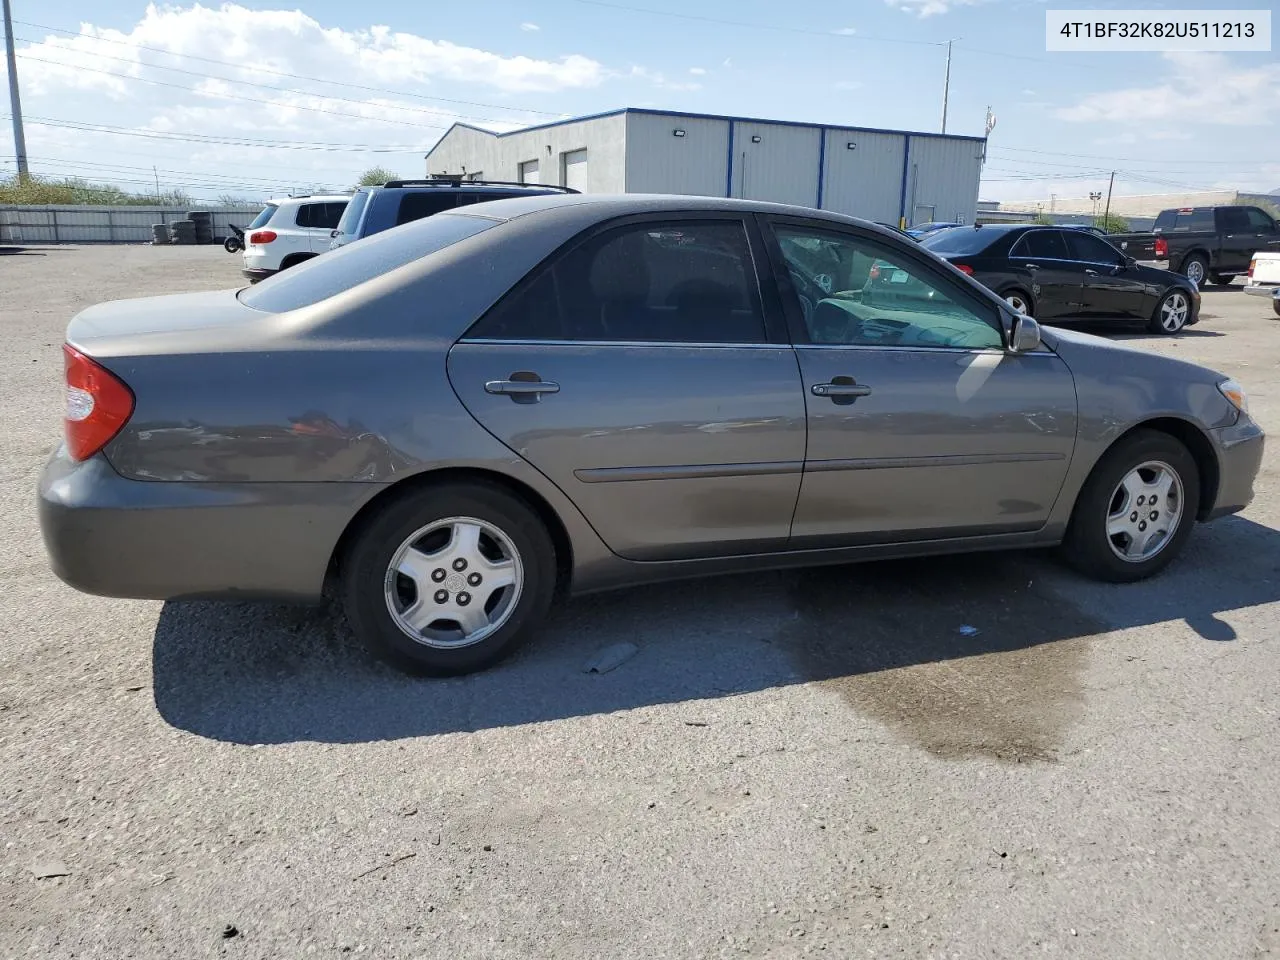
xmin=1248 ymin=259 xmax=1256 ymax=278
xmin=249 ymin=230 xmax=277 ymax=244
xmin=63 ymin=345 xmax=134 ymax=462
xmin=869 ymin=264 xmax=881 ymax=281
xmin=1154 ymin=236 xmax=1168 ymax=258
xmin=953 ymin=263 xmax=974 ymax=275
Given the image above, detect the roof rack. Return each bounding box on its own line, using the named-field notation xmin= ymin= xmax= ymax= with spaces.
xmin=382 ymin=177 xmax=579 ymax=194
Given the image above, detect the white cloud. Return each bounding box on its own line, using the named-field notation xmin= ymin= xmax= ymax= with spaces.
xmin=1057 ymin=52 xmax=1279 ymax=126
xmin=1021 ymin=88 xmax=1036 ymax=96
xmin=689 ymin=67 xmax=706 ymax=76
xmin=889 ymin=0 xmax=983 ymax=17
xmin=834 ymin=27 xmax=858 ymax=35
xmin=835 ymin=80 xmax=864 ymax=91
xmin=627 ymin=65 xmax=701 ymax=91
xmin=520 ymin=22 xmax=540 ymax=31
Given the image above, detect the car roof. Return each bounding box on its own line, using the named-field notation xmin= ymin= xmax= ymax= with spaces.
xmin=266 ymin=194 xmax=351 ymax=206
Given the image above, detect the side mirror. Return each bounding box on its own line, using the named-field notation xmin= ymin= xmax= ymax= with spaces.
xmin=330 ymin=229 xmax=339 ymax=238
xmin=1009 ymin=314 xmax=1042 ymax=353
xmin=1124 ymin=255 xmax=1136 ymax=267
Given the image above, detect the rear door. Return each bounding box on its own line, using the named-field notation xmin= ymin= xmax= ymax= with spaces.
xmin=761 ymin=215 xmax=1078 ymax=546
xmin=447 ymin=214 xmax=806 ymax=561
xmin=1008 ymin=229 xmax=1083 ymax=320
xmin=1063 ymin=230 xmax=1150 ymax=320
xmin=301 ymin=202 xmax=347 ymax=253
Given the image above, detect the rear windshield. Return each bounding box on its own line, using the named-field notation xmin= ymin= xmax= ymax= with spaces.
xmin=248 ymin=204 xmax=277 ymax=230
xmin=920 ymin=227 xmax=998 ymax=255
xmin=238 ymin=212 xmax=500 ymax=313
xmin=334 ymin=189 xmax=371 ymax=236
xmin=1154 ymin=209 xmax=1214 ymax=232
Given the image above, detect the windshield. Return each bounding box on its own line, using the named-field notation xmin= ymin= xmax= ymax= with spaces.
xmin=334 ymin=190 xmax=372 ymax=236
xmin=247 ymin=204 xmax=277 ymax=230
xmin=920 ymin=227 xmax=999 ymax=255
xmin=238 ymin=212 xmax=500 ymax=313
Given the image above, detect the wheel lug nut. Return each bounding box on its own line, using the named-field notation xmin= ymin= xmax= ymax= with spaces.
xmin=431 ymin=569 xmax=446 ymax=583
xmin=1139 ymin=521 xmax=1147 ymax=531
xmin=467 ymin=572 xmax=482 ymax=586
xmin=1137 ymin=496 xmax=1145 ymax=506
xmin=1149 ymin=496 xmax=1157 ymax=505
xmin=452 ymin=558 xmax=468 ymax=572
xmin=433 ymin=590 xmax=448 ymax=604
xmin=457 ymin=592 xmax=471 ymax=606
xmin=1130 ymin=511 xmax=1139 ymax=522
xmin=1149 ymin=511 xmax=1158 ymax=521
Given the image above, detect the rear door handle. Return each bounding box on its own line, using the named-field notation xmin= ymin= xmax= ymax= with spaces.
xmin=485 ymin=373 xmax=560 ymax=404
xmin=812 ymin=379 xmax=872 ymax=400
xmin=1084 ymin=268 xmax=1099 ymax=276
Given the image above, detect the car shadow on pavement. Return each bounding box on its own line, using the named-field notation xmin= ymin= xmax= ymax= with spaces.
xmin=153 ymin=514 xmax=1280 ymax=755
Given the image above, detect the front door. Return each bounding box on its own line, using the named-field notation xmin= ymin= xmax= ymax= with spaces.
xmin=448 ymin=215 xmax=806 ymax=561
xmin=763 ymin=216 xmax=1078 ymax=547
xmin=1063 ymin=229 xmax=1150 ymax=320
xmin=1006 ymin=228 xmax=1085 ymax=321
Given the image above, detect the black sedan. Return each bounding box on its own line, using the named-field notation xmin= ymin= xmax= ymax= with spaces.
xmin=916 ymin=224 xmax=1201 ymax=335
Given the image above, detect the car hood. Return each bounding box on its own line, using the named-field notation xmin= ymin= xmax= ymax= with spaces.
xmin=66 ymin=288 xmax=273 ymax=358
xmin=1040 ymin=323 xmax=1227 ymax=387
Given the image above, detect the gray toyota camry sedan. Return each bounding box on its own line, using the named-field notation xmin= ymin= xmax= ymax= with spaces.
xmin=38 ymin=194 xmax=1264 ymax=675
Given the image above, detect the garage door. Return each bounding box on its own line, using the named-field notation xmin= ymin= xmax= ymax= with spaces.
xmin=563 ymin=150 xmax=588 ymax=192
xmin=519 ymin=160 xmax=540 ymax=184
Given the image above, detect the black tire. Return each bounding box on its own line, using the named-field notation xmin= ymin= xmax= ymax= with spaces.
xmin=1148 ymin=288 xmax=1191 ymax=334
xmin=223 ymin=236 xmax=242 ymax=253
xmin=1273 ymin=300 xmax=1280 ymax=318
xmin=1001 ymin=288 xmax=1034 ymax=316
xmin=278 ymin=254 xmax=313 ymax=271
xmin=1060 ymin=429 xmax=1200 ymax=583
xmin=1180 ymin=253 xmax=1208 ymax=287
xmin=341 ymin=483 xmax=558 ymax=676
xmin=1208 ymin=273 xmax=1235 ymax=287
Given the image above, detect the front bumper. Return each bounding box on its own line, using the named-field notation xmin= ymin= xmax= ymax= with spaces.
xmin=38 ymin=449 xmax=375 ymax=602
xmin=1206 ymin=417 xmax=1265 ymax=521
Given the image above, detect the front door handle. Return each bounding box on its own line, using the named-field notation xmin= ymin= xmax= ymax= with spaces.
xmin=1084 ymin=268 xmax=1099 ymax=276
xmin=485 ymin=372 xmax=560 ymax=404
xmin=812 ymin=377 xmax=872 ymax=405
xmin=1023 ymin=263 xmax=1040 ymax=271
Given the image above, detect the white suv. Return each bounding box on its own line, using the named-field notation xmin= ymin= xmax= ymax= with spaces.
xmin=241 ymin=195 xmax=350 ymax=282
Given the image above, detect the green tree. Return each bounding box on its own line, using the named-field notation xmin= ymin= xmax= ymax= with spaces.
xmin=0 ymin=174 xmax=189 ymax=205
xmin=1032 ymin=214 xmax=1054 ymax=225
xmin=355 ymin=166 xmax=399 ymax=187
xmin=1093 ymin=213 xmax=1130 ymax=234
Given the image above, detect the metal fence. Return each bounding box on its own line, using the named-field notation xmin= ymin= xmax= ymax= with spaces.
xmin=0 ymin=205 xmax=264 ymax=244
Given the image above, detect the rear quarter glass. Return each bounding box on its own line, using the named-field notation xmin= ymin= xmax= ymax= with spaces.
xmin=237 ymin=212 xmax=500 ymax=313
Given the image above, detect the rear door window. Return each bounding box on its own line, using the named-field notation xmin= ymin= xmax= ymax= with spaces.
xmin=1218 ymin=207 xmax=1251 ymax=232
xmin=467 ymin=219 xmax=767 ymax=344
xmin=395 ymin=193 xmax=460 ymax=226
xmin=1013 ymin=230 xmax=1070 ymax=260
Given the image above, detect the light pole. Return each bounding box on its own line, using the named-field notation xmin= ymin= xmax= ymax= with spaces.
xmin=2 ymin=0 xmax=28 ymax=180
xmin=1090 ymin=191 xmax=1102 ymax=219
xmin=940 ymin=38 xmax=961 ymax=134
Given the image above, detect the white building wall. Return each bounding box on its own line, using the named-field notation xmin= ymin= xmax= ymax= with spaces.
xmin=425 ymin=114 xmax=628 ymax=192
xmin=820 ymin=129 xmax=907 ymax=222
xmin=624 ymin=112 xmax=729 ymax=196
xmin=903 ymin=136 xmax=985 ymax=226
xmin=728 ymin=121 xmax=821 ymax=207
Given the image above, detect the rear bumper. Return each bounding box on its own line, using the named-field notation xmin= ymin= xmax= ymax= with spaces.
xmin=37 ymin=449 xmax=377 ymax=602
xmin=1243 ymin=283 xmax=1280 ymax=300
xmin=241 ymin=267 xmax=275 ymax=282
xmin=1206 ymin=418 xmax=1265 ymax=521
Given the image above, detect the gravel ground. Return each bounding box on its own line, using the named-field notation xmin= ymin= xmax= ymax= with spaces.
xmin=2 ymin=244 xmax=1278 ymax=959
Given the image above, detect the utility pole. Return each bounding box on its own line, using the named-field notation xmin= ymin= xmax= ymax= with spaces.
xmin=2 ymin=0 xmax=28 ymax=179
xmin=940 ymin=39 xmax=956 ymax=134
xmin=153 ymin=165 xmax=161 ymax=201
xmin=1103 ymin=170 xmax=1116 ymax=224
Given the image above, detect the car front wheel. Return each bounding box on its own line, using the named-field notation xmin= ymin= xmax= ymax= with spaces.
xmin=1003 ymin=289 xmax=1033 ymax=315
xmin=1149 ymin=289 xmax=1191 ymax=334
xmin=1060 ymin=429 xmax=1199 ymax=583
xmin=341 ymin=483 xmax=558 ymax=675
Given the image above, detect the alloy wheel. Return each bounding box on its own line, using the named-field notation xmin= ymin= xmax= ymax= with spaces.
xmin=1160 ymin=292 xmax=1189 ymax=332
xmin=1105 ymin=461 xmax=1183 ymax=562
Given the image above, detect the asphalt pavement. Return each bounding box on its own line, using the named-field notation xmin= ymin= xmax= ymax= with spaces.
xmin=1 ymin=245 xmax=1278 ymax=958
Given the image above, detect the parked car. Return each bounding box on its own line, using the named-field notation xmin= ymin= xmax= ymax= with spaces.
xmin=906 ymin=221 xmax=962 ymax=240
xmin=241 ymin=195 xmax=350 ymax=282
xmin=1061 ymin=224 xmax=1112 ymax=239
xmin=329 ymin=178 xmax=577 ymax=250
xmin=39 ymin=195 xmax=1261 ymax=676
xmin=1109 ymin=205 xmax=1280 ymax=287
xmin=1244 ymin=252 xmax=1280 ymax=317
xmin=918 ymin=224 xmax=1201 ymax=334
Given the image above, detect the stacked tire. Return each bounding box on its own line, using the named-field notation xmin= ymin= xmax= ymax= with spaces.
xmin=168 ymin=219 xmax=197 ymax=245
xmin=151 ymin=223 xmax=170 ymax=245
xmin=187 ymin=210 xmax=214 ymax=245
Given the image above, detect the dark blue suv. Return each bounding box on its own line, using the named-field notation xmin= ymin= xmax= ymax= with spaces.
xmin=328 ymin=178 xmax=577 ymax=250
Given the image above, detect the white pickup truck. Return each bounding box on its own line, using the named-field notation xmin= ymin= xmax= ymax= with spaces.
xmin=1245 ymin=252 xmax=1280 ymax=316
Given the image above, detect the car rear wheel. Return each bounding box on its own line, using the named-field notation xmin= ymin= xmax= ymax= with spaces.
xmin=341 ymin=483 xmax=557 ymax=676
xmin=1273 ymin=300 xmax=1280 ymax=318
xmin=1060 ymin=429 xmax=1199 ymax=583
xmin=1208 ymin=273 xmax=1235 ymax=287
xmin=1180 ymin=254 xmax=1207 ymax=287
xmin=1149 ymin=289 xmax=1190 ymax=334
xmin=1003 ymin=289 xmax=1032 ymax=315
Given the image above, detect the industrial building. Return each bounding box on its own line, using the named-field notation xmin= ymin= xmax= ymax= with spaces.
xmin=424 ymin=108 xmax=987 ymax=228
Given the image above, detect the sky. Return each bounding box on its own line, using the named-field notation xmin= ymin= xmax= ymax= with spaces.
xmin=1 ymin=0 xmax=1277 ymax=205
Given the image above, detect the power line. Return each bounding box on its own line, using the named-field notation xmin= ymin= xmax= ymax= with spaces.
xmin=14 ymin=18 xmax=564 ymax=117
xmin=11 ymin=34 xmax=544 ymax=129
xmin=15 ymin=53 xmax=457 ymax=130
xmin=992 ymin=143 xmax=1262 ymax=166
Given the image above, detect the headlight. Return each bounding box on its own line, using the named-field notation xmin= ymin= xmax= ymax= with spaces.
xmin=1218 ymin=378 xmax=1249 ymax=416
